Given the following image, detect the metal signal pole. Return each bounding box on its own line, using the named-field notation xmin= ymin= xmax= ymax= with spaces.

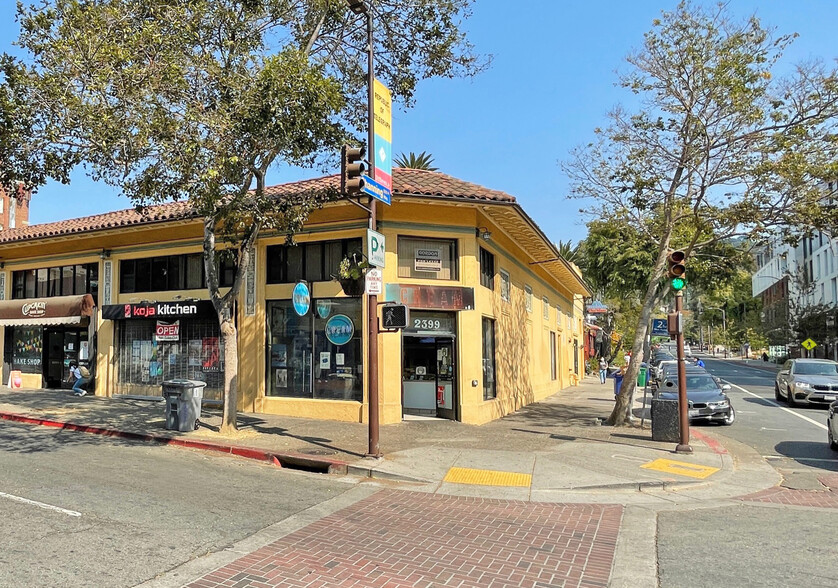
xmin=674 ymin=290 xmax=692 ymax=453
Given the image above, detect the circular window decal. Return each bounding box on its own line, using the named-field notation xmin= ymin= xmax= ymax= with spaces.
xmin=324 ymin=314 xmax=355 ymax=346
xmin=316 ymin=300 xmax=332 ymax=319
xmin=292 ymin=282 xmax=310 ymax=316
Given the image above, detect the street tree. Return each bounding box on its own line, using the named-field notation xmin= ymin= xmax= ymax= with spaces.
xmin=564 ymin=2 xmax=838 ymax=425
xmin=394 ymin=151 xmax=439 ymax=170
xmin=2 ymin=0 xmax=485 ymax=432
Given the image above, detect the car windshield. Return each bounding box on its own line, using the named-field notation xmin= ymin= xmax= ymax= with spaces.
xmin=684 ymin=376 xmax=719 ymax=390
xmin=794 ymin=362 xmax=838 ymax=376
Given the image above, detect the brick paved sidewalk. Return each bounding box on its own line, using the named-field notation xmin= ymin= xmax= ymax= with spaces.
xmin=739 ymin=474 xmax=838 ymax=509
xmin=189 ymin=490 xmax=622 ymax=588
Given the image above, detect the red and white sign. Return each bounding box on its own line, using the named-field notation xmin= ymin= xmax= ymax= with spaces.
xmin=155 ymin=320 xmax=180 ymax=341
xmin=365 ymin=268 xmax=383 ymax=295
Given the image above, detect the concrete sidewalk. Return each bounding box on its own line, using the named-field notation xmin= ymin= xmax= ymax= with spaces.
xmin=0 ymin=375 xmax=778 ymax=502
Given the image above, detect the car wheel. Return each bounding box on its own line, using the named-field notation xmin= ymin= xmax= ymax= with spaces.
xmin=830 ymin=425 xmax=838 ymax=451
xmin=722 ymin=407 xmax=735 ymax=426
xmin=774 ymin=383 xmax=782 ymax=401
xmin=787 ymin=387 xmax=797 ymax=408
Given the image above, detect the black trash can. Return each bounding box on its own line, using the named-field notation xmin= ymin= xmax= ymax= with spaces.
xmin=162 ymin=379 xmax=207 ymax=432
xmin=650 ymin=398 xmax=680 ymax=442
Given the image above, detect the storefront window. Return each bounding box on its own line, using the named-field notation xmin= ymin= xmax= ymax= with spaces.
xmin=115 ymin=318 xmax=223 ymax=400
xmin=266 ymin=298 xmax=363 ymax=401
xmin=12 ymin=327 xmax=43 ymax=374
xmin=482 ymin=317 xmax=497 ymax=400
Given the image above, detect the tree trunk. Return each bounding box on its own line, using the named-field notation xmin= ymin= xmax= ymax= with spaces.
xmin=606 ymin=239 xmax=672 ymax=426
xmin=219 ymin=310 xmax=239 ymax=434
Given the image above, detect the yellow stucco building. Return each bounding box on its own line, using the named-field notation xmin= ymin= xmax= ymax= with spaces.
xmin=0 ymin=169 xmax=588 ymax=425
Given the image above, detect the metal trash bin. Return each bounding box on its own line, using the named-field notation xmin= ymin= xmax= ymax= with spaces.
xmin=162 ymin=379 xmax=207 ymax=432
xmin=650 ymin=398 xmax=680 ymax=442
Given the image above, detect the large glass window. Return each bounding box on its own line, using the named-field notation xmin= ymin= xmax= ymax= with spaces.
xmin=550 ymin=332 xmax=557 ymax=381
xmin=266 ymin=239 xmax=362 ymax=284
xmin=115 ymin=318 xmax=223 ymax=400
xmin=482 ymin=317 xmax=497 ymax=400
xmin=266 ymin=298 xmax=363 ymax=401
xmin=11 ymin=327 xmax=43 ymax=374
xmin=398 ymin=237 xmax=458 ymax=280
xmin=12 ymin=263 xmax=98 ymax=301
xmin=119 ymin=252 xmax=233 ymax=294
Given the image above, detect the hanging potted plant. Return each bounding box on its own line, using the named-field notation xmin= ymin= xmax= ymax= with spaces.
xmin=334 ymin=253 xmax=368 ymax=296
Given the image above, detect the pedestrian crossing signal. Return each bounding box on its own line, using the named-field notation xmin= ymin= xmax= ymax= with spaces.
xmin=380 ymin=303 xmax=409 ymax=330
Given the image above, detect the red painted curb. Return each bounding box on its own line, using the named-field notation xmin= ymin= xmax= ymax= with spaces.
xmin=0 ymin=411 xmax=349 ymax=472
xmin=690 ymin=429 xmax=728 ymax=455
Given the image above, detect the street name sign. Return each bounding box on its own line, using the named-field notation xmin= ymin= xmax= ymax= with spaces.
xmin=361 ymin=174 xmax=391 ymax=204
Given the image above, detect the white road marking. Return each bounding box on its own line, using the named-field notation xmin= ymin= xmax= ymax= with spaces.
xmin=0 ymin=491 xmax=81 ymax=517
xmin=763 ymin=455 xmax=838 ymax=463
xmin=760 ymin=427 xmax=787 ymax=432
xmin=723 ymin=381 xmax=828 ymax=431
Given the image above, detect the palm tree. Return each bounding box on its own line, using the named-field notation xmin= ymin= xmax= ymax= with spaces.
xmin=394 ymin=151 xmax=438 ymax=171
xmin=556 ymin=239 xmax=582 ymax=266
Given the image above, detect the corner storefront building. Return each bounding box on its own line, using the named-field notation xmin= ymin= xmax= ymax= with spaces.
xmin=0 ymin=169 xmax=589 ymax=425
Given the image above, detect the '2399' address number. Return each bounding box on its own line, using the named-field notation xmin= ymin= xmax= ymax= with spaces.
xmin=414 ymin=319 xmax=442 ymax=330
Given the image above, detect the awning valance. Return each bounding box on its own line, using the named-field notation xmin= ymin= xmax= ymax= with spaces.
xmin=0 ymin=294 xmax=95 ymax=327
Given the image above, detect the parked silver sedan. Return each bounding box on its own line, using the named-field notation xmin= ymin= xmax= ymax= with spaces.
xmin=775 ymin=359 xmax=838 ymax=407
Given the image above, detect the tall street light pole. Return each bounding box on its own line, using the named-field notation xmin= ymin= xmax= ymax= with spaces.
xmin=346 ymin=0 xmax=380 ymax=457
xmin=707 ymin=307 xmax=727 ymax=358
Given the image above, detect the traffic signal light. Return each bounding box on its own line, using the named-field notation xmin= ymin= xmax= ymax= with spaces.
xmin=340 ymin=144 xmax=366 ymax=195
xmin=667 ymin=250 xmax=686 ymax=290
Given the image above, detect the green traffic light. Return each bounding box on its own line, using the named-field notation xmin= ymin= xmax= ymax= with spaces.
xmin=671 ymin=276 xmax=686 ymax=290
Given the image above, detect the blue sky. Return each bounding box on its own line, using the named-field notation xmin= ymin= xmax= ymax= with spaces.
xmin=1 ymin=1 xmax=835 ymax=245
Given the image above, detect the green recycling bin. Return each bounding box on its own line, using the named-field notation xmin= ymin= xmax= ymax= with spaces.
xmin=637 ymin=366 xmax=648 ymax=387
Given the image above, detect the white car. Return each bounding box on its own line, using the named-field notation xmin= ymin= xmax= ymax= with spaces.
xmin=683 ymin=344 xmax=692 ymax=357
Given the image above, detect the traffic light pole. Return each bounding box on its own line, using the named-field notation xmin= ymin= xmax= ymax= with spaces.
xmin=364 ymin=6 xmax=381 ymax=458
xmin=674 ymin=290 xmax=692 ymax=454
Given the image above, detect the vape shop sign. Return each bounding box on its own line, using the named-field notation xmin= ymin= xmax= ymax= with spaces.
xmin=155 ymin=320 xmax=180 ymax=341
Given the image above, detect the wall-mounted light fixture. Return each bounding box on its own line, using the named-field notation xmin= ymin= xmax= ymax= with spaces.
xmin=476 ymin=227 xmax=492 ymax=241
xmin=100 ymin=249 xmax=111 ymax=259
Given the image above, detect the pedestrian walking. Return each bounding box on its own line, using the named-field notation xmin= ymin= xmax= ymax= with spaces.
xmin=598 ymin=357 xmax=609 ymax=384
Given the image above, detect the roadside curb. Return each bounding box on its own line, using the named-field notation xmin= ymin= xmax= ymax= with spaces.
xmin=0 ymin=411 xmax=348 ymax=474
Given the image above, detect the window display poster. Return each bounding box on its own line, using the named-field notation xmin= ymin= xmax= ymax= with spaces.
xmin=202 ymin=337 xmax=221 ymax=372
xmin=271 ymin=344 xmax=287 ymax=368
xmin=335 ymin=353 xmax=345 ymax=366
xmin=188 ymin=339 xmax=202 ymax=366
xmin=80 ymin=340 xmax=89 ymax=361
xmin=275 ymin=368 xmax=288 ymax=388
xmin=320 ymin=352 xmax=330 ymax=370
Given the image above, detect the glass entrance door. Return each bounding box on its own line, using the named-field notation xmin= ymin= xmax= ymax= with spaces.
xmin=435 ymin=338 xmax=456 ymax=420
xmin=402 ymin=336 xmax=458 ymax=420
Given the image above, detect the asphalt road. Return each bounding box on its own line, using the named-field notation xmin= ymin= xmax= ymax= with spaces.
xmin=0 ymin=421 xmax=351 ymax=587
xmin=657 ymin=356 xmax=838 ymax=588
xmin=700 ymin=357 xmax=837 ymax=477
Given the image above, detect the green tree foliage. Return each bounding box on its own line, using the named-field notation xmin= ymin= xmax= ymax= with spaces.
xmin=394 ymin=151 xmax=438 ymax=170
xmin=564 ymin=2 xmax=838 ymax=425
xmin=2 ymin=0 xmax=486 ymax=432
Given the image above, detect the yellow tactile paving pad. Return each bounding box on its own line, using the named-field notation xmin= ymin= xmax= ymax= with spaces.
xmin=443 ymin=467 xmax=532 ymax=487
xmin=640 ymin=458 xmax=720 ymax=479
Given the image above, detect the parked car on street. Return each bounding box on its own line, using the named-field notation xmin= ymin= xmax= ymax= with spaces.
xmin=829 ymin=400 xmax=838 ymax=450
xmin=775 ymin=359 xmax=838 ymax=407
xmin=656 ymin=373 xmax=735 ymax=425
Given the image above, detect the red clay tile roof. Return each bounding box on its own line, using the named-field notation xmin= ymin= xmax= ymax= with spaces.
xmin=0 ymin=169 xmax=516 ymax=245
